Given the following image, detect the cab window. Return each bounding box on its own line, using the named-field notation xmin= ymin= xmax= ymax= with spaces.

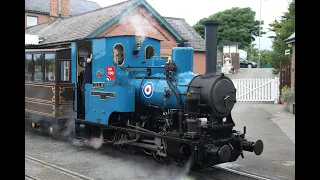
xmin=78 ymin=46 xmax=89 ymax=68
xmin=145 ymin=45 xmax=155 ymax=60
xmin=113 ymin=44 xmax=125 ymax=66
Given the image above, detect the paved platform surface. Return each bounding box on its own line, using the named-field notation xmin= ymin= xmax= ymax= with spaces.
xmin=25 ymin=103 xmax=295 ymax=180
xmin=217 ymin=103 xmax=295 ymax=180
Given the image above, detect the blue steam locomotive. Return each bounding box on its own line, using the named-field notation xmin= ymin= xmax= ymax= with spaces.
xmin=25 ymin=21 xmax=263 ymax=168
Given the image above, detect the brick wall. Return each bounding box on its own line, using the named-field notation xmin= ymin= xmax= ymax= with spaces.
xmin=25 ymin=12 xmax=49 ymax=29
xmin=193 ymin=52 xmax=205 ymax=74
xmin=97 ymin=5 xmax=177 ymax=56
xmin=291 ymin=42 xmax=295 ymax=90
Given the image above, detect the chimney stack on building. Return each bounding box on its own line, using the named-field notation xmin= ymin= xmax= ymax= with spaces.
xmin=49 ymin=0 xmax=59 ymax=24
xmin=61 ymin=0 xmax=70 ymax=18
xmin=49 ymin=0 xmax=70 ymax=24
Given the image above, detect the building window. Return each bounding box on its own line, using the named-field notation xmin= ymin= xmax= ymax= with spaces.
xmin=145 ymin=45 xmax=155 ymax=60
xmin=113 ymin=44 xmax=125 ymax=66
xmin=45 ymin=54 xmax=55 ymax=82
xmin=27 ymin=16 xmax=38 ymax=27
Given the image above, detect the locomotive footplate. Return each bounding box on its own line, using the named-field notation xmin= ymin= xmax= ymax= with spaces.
xmin=75 ymin=119 xmax=198 ymax=145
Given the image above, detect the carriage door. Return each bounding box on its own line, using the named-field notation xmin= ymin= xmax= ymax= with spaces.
xmin=76 ymin=41 xmax=92 ymax=119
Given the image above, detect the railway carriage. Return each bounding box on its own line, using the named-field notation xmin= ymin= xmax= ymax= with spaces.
xmin=25 ymin=21 xmax=264 ymax=168
xmin=25 ymin=48 xmax=74 ymax=135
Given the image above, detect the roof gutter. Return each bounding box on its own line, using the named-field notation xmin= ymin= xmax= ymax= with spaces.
xmin=25 ymin=41 xmax=72 ymax=48
xmin=285 ymin=38 xmax=295 ymax=44
xmin=25 ymin=10 xmax=50 ymax=15
xmin=194 ymin=49 xmax=205 ymax=52
xmin=24 ymin=36 xmax=110 ymax=48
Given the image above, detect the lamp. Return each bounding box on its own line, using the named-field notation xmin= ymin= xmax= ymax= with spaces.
xmin=136 ymin=36 xmax=142 ymax=51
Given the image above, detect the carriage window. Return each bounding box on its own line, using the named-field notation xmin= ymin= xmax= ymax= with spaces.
xmin=25 ymin=54 xmax=33 ymax=81
xmin=34 ymin=54 xmax=43 ymax=81
xmin=145 ymin=45 xmax=155 ymax=59
xmin=78 ymin=47 xmax=89 ymax=68
xmin=113 ymin=44 xmax=125 ymax=66
xmin=60 ymin=61 xmax=71 ymax=82
xmin=45 ymin=53 xmax=55 ymax=82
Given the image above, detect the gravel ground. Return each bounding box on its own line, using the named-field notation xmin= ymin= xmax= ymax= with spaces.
xmin=26 ymin=130 xmax=255 ymax=180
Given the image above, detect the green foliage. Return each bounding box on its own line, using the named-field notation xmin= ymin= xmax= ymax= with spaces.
xmin=192 ymin=7 xmax=265 ymax=49
xmin=46 ymin=59 xmax=55 ymax=72
xmin=265 ymin=50 xmax=288 ymax=74
xmin=281 ymin=85 xmax=295 ymax=103
xmin=281 ymin=85 xmax=289 ymax=96
xmin=267 ymin=1 xmax=295 ymax=72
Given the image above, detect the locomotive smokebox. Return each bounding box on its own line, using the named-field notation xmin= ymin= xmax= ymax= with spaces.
xmin=204 ymin=20 xmax=218 ymax=75
xmin=188 ymin=20 xmax=236 ymax=118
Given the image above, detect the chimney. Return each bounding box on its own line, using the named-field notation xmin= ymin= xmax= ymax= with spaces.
xmin=50 ymin=0 xmax=59 ymax=17
xmin=49 ymin=0 xmax=59 ymax=24
xmin=61 ymin=0 xmax=70 ymax=18
xmin=203 ymin=20 xmax=218 ymax=75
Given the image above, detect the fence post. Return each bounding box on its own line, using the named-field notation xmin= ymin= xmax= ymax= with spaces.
xmin=275 ymin=77 xmax=280 ymax=104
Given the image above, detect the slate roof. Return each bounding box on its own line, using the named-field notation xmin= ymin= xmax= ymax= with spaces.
xmin=25 ymin=0 xmax=101 ymax=16
xmin=164 ymin=17 xmax=205 ymax=51
xmin=25 ymin=0 xmax=138 ymax=44
xmin=25 ymin=0 xmax=205 ymax=51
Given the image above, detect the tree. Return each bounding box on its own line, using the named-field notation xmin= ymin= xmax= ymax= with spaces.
xmin=267 ymin=1 xmax=295 ymax=73
xmin=192 ymin=7 xmax=266 ymax=49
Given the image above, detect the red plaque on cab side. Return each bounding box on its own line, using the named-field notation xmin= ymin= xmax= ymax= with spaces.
xmin=106 ymin=66 xmax=115 ymax=81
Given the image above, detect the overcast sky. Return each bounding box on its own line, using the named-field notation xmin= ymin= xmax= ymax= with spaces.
xmin=90 ymin=0 xmax=292 ymax=50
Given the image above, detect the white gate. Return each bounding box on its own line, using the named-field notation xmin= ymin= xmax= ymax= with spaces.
xmin=232 ymin=77 xmax=280 ymax=103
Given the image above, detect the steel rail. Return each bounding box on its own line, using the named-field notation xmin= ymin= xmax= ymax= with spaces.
xmin=213 ymin=165 xmax=275 ymax=180
xmin=25 ymin=155 xmax=94 ymax=180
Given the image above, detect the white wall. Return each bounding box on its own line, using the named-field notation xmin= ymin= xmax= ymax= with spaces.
xmin=223 ymin=45 xmax=238 ymax=53
xmin=239 ymin=49 xmax=247 ymax=59
xmin=25 ymin=34 xmax=39 ymax=45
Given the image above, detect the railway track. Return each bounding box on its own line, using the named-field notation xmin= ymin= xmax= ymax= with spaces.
xmin=213 ymin=165 xmax=274 ymax=180
xmin=25 ymin=155 xmax=94 ymax=180
xmin=25 ymin=131 xmax=281 ymax=180
xmin=188 ymin=164 xmax=275 ymax=180
xmin=25 ymin=174 xmax=40 ymax=180
xmin=25 ymin=155 xmax=273 ymax=180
